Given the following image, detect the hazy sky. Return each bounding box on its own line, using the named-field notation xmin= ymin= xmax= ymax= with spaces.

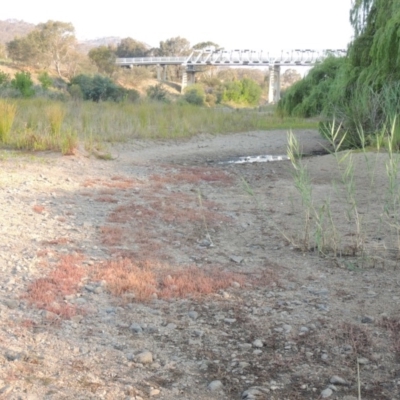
xmin=3 ymin=0 xmax=353 ymax=51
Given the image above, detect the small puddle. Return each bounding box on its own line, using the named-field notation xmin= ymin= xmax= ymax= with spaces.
xmin=219 ymin=155 xmax=290 ymax=165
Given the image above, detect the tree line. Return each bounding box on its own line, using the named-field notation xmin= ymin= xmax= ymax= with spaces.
xmin=1 ymin=19 xmax=301 ymax=106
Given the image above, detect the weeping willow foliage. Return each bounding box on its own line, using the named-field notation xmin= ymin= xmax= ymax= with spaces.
xmin=278 ymin=0 xmax=400 ymax=143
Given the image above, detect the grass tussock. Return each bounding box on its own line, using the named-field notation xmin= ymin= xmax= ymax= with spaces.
xmin=285 ymin=118 xmax=400 ymax=261
xmin=0 ymin=99 xmax=17 ymax=143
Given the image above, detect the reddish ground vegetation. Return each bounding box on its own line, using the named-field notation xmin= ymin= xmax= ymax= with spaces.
xmin=93 ymin=258 xmax=246 ymax=301
xmin=24 ymin=254 xmax=85 ymax=319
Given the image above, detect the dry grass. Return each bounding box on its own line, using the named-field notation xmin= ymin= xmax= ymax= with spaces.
xmin=150 ymin=166 xmax=234 ymax=186
xmin=108 ymin=192 xmax=225 ymax=226
xmin=82 ymin=177 xmax=138 ymax=189
xmin=93 ymin=258 xmax=245 ymax=301
xmin=379 ymin=316 xmax=400 ymax=359
xmin=99 ymin=226 xmax=124 ymax=246
xmin=95 ymin=196 xmax=118 ymax=203
xmin=41 ymin=237 xmax=71 ymax=245
xmin=24 ymin=254 xmax=85 ymax=319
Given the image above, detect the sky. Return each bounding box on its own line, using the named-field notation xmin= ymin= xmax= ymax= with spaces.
xmin=3 ymin=0 xmax=354 ymax=53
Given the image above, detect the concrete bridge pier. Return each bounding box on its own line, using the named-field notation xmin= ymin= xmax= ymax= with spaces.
xmin=268 ymin=65 xmax=281 ymax=104
xmin=181 ymin=66 xmax=197 ymax=93
xmin=157 ymin=65 xmax=167 ymax=81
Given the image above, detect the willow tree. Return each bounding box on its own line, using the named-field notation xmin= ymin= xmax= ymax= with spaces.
xmin=279 ymin=0 xmax=400 ymax=139
xmin=347 ymin=0 xmax=400 ymax=86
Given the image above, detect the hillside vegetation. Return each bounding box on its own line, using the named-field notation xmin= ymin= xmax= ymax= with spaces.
xmin=278 ymin=0 xmax=400 ymax=147
xmin=0 ymin=19 xmax=301 ymax=107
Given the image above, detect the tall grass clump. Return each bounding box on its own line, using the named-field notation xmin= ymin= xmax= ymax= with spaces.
xmin=287 ymin=131 xmax=313 ymax=250
xmin=287 ymin=122 xmax=367 ymax=256
xmin=46 ymin=103 xmax=66 ymax=136
xmin=2 ymin=98 xmax=317 ymax=152
xmin=0 ymin=100 xmax=17 ymax=143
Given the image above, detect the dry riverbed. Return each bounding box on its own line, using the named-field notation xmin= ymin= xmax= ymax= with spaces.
xmin=1 ymin=130 xmax=400 ymax=400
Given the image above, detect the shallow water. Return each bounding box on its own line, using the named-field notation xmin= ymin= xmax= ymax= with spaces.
xmin=219 ymin=155 xmax=290 ymax=164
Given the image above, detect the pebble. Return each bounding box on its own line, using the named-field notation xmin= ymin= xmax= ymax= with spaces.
xmin=129 ymin=323 xmax=143 ymax=333
xmin=361 ymin=315 xmax=374 ymax=324
xmin=282 ymin=324 xmax=292 ymax=333
xmin=230 ymin=255 xmax=243 ymax=264
xmin=321 ymin=388 xmax=333 ymax=398
xmin=241 ymin=386 xmax=270 ymax=399
xmin=330 ymin=375 xmax=347 ymax=385
xmin=208 ymin=380 xmax=223 ymax=391
xmin=135 ymin=351 xmax=153 ymax=364
xmin=357 ymin=357 xmax=369 ymax=365
xmin=188 ymin=311 xmax=198 ymax=320
xmin=149 ymin=388 xmax=160 ymax=396
xmin=3 ymin=299 xmax=19 ymax=309
xmin=252 ymin=339 xmax=263 ymax=348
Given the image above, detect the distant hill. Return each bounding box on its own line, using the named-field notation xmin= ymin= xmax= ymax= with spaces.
xmin=78 ymin=37 xmax=122 ymax=54
xmin=0 ymin=19 xmax=35 ymax=44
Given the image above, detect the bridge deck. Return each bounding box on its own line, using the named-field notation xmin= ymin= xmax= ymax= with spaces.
xmin=116 ymin=49 xmax=346 ymax=67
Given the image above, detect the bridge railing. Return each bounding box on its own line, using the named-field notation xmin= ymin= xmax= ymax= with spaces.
xmin=116 ymin=57 xmax=187 ymax=65
xmin=116 ymin=49 xmax=347 ymax=67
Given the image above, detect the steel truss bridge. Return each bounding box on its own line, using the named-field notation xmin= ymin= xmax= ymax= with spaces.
xmin=116 ymin=48 xmax=346 ymax=102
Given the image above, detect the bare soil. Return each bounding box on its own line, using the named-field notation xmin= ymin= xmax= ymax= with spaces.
xmin=1 ymin=129 xmax=400 ymax=400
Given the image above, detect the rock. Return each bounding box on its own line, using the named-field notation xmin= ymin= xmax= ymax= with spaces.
xmin=357 ymin=357 xmax=369 ymax=365
xmin=188 ymin=311 xmax=199 ymax=320
xmin=282 ymin=324 xmax=292 ymax=333
xmin=3 ymin=299 xmax=19 ymax=309
xmin=149 ymin=388 xmax=160 ymax=396
xmin=361 ymin=315 xmax=374 ymax=324
xmin=252 ymin=339 xmax=263 ymax=348
xmin=208 ymin=380 xmax=223 ymax=391
xmin=166 ymin=323 xmax=177 ymax=330
xmin=230 ymin=255 xmax=243 ymax=264
xmin=224 ymin=318 xmax=236 ymax=324
xmin=129 ymin=323 xmax=143 ymax=333
xmin=330 ymin=375 xmax=348 ymax=385
xmin=241 ymin=386 xmax=270 ymax=399
xmin=193 ymin=330 xmax=204 ymax=337
xmin=231 ymin=281 xmax=241 ymax=288
xmin=135 ymin=351 xmax=153 ymax=364
xmin=321 ymin=388 xmax=333 ymax=398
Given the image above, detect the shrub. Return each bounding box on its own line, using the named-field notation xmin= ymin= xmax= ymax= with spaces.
xmin=0 ymin=71 xmax=10 ymax=86
xmin=221 ymin=77 xmax=262 ymax=105
xmin=183 ymin=84 xmax=205 ymax=106
xmin=147 ymin=84 xmax=168 ymax=101
xmin=11 ymin=71 xmax=34 ymax=98
xmin=38 ymin=72 xmax=53 ymax=90
xmin=69 ymin=74 xmax=139 ymax=103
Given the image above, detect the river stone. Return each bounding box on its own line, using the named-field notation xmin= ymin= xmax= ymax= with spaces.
xmin=208 ymin=380 xmax=223 ymax=391
xmin=321 ymin=388 xmax=333 ymax=398
xmin=135 ymin=351 xmax=153 ymax=364
xmin=330 ymin=375 xmax=348 ymax=385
